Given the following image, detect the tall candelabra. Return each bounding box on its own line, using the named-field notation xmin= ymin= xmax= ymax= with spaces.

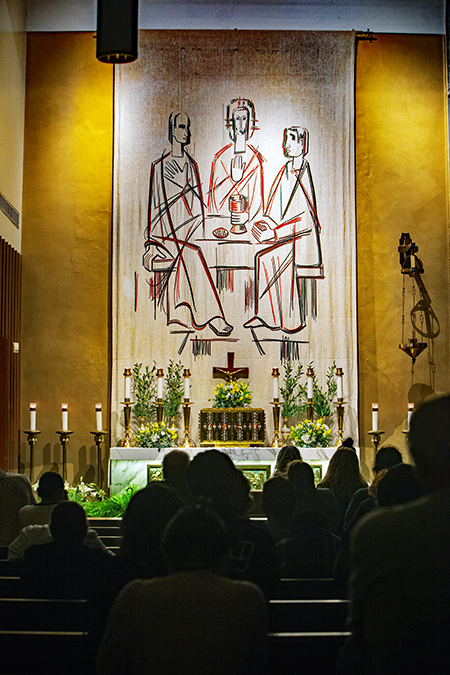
xmin=368 ymin=430 xmax=385 ymax=454
xmin=23 ymin=430 xmax=41 ymax=482
xmin=90 ymin=430 xmax=107 ymax=488
xmin=181 ymin=399 xmax=195 ymax=448
xmin=335 ymin=367 xmax=345 ymax=445
xmin=56 ymin=430 xmax=73 ymax=481
xmin=306 ymin=366 xmax=315 ymax=421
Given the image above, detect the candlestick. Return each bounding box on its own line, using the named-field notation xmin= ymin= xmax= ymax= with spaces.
xmin=55 ymin=430 xmax=73 ymax=482
xmin=306 ymin=366 xmax=314 ymax=421
xmin=124 ymin=368 xmax=132 ymax=400
xmin=181 ymin=400 xmax=195 ymax=448
xmin=336 ymin=367 xmax=343 ymax=400
xmin=29 ymin=403 xmax=37 ymax=432
xmin=371 ymin=403 xmax=378 ymax=432
xmin=368 ymin=429 xmax=385 ymax=454
xmin=270 ymin=399 xmax=282 ymax=448
xmin=90 ymin=430 xmax=107 ymax=488
xmin=272 ymin=368 xmax=280 ymax=401
xmin=184 ymin=368 xmax=191 ymax=401
xmin=95 ymin=403 xmax=103 ymax=432
xmin=157 ymin=368 xmax=164 ymax=400
xmin=119 ymin=399 xmax=133 ymax=447
xmin=23 ymin=430 xmax=41 ymax=482
xmin=61 ymin=404 xmax=69 ymax=432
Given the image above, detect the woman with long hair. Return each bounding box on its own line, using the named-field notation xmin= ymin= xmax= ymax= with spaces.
xmin=318 ymin=448 xmax=367 ymax=532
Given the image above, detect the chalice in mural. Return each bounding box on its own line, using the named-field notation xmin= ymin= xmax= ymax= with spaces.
xmin=229 ymin=194 xmax=248 ymax=234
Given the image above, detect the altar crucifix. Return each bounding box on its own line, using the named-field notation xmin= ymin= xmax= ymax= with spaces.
xmin=213 ymin=352 xmax=249 ymax=382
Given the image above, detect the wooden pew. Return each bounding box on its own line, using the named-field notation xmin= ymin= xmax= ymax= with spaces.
xmin=272 ymin=577 xmax=346 ymax=599
xmin=267 ymin=631 xmax=350 ymax=675
xmin=269 ymin=598 xmax=349 ymax=632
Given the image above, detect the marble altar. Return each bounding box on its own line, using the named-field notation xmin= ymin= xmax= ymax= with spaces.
xmin=109 ymin=446 xmax=341 ymax=495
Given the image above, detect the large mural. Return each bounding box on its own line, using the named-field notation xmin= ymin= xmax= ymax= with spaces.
xmin=112 ymin=30 xmax=357 ymax=443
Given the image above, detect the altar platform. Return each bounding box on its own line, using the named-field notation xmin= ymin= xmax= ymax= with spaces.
xmin=109 ymin=446 xmax=339 ymax=495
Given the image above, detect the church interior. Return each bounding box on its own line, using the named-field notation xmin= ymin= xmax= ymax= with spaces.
xmin=1 ymin=0 xmax=448 ymax=483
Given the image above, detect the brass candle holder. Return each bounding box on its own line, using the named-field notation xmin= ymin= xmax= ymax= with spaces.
xmin=270 ymin=399 xmax=282 ymax=448
xmin=23 ymin=430 xmax=41 ymax=482
xmin=156 ymin=399 xmax=164 ymax=424
xmin=181 ymin=399 xmax=195 ymax=448
xmin=56 ymin=430 xmax=74 ymax=482
xmin=119 ymin=400 xmax=133 ymax=447
xmin=90 ymin=430 xmax=107 ymax=488
xmin=368 ymin=430 xmax=385 ymax=454
xmin=335 ymin=399 xmax=346 ymax=446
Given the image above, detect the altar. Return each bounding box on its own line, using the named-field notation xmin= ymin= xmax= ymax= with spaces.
xmin=108 ymin=445 xmax=339 ymax=495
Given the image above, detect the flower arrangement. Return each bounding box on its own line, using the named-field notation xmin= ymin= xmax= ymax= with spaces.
xmin=65 ymin=481 xmax=138 ymax=517
xmin=134 ymin=421 xmax=177 ymax=448
xmin=212 ymin=381 xmax=252 ymax=408
xmin=289 ymin=418 xmax=332 ymax=448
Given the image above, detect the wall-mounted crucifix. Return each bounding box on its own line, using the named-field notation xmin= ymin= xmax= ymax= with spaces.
xmin=213 ymin=352 xmax=249 ymax=382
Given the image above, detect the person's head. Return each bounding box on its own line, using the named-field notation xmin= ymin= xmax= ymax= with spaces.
xmin=163 ymin=450 xmax=191 ymax=486
xmin=168 ymin=112 xmax=190 ymax=147
xmin=283 ymin=126 xmax=309 ymax=159
xmin=376 ymin=463 xmax=423 ymax=506
xmin=37 ymin=471 xmax=66 ymax=503
xmin=226 ymin=98 xmax=257 ymax=142
xmin=409 ymin=395 xmax=450 ymax=492
xmin=341 ymin=437 xmax=355 ymax=450
xmin=287 ymin=460 xmax=316 ymax=493
xmin=50 ymin=501 xmax=87 ymax=542
xmin=321 ymin=448 xmax=366 ymax=497
xmin=274 ymin=445 xmax=302 ymax=475
xmin=187 ymin=450 xmax=237 ymax=514
xmin=262 ymin=476 xmax=296 ymax=518
xmin=162 ymin=505 xmax=230 ymax=573
xmin=373 ymin=446 xmax=403 ymax=474
xmin=121 ymin=483 xmax=183 ymax=561
xmin=229 ymin=470 xmax=252 ymax=517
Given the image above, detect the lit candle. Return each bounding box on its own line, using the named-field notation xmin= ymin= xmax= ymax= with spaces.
xmin=372 ymin=404 xmax=378 ymax=432
xmin=124 ymin=368 xmax=131 ymax=400
xmin=61 ymin=404 xmax=69 ymax=431
xmin=307 ymin=367 xmax=314 ymax=400
xmin=272 ymin=368 xmax=280 ymax=400
xmin=157 ymin=368 xmax=164 ymax=400
xmin=184 ymin=369 xmax=191 ymax=400
xmin=336 ymin=368 xmax=343 ymax=400
xmin=407 ymin=402 xmax=414 ymax=430
xmin=95 ymin=403 xmax=102 ymax=432
xmin=29 ymin=403 xmax=37 ymax=432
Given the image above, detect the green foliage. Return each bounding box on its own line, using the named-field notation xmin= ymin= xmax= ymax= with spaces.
xmin=68 ymin=482 xmax=138 ymax=518
xmin=311 ymin=361 xmax=338 ymax=418
xmin=163 ymin=359 xmax=185 ymax=419
xmin=132 ymin=362 xmax=157 ymax=420
xmin=280 ymin=361 xmax=304 ymax=418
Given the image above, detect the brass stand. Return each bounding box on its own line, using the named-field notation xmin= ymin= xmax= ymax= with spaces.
xmin=56 ymin=430 xmax=73 ymax=482
xmin=368 ymin=430 xmax=385 ymax=454
xmin=119 ymin=400 xmax=133 ymax=447
xmin=23 ymin=430 xmax=41 ymax=482
xmin=335 ymin=398 xmax=346 ymax=446
xmin=181 ymin=399 xmax=195 ymax=448
xmin=90 ymin=431 xmax=107 ymax=488
xmin=281 ymin=417 xmax=290 ymax=444
xmin=156 ymin=399 xmax=164 ymax=424
xmin=306 ymin=399 xmax=314 ymax=422
xmin=270 ymin=400 xmax=282 ymax=448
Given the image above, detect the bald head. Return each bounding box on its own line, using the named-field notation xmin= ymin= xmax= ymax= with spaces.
xmin=409 ymin=395 xmax=450 ymax=492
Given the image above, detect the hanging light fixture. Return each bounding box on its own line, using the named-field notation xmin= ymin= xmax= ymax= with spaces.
xmin=96 ymin=0 xmax=139 ymax=64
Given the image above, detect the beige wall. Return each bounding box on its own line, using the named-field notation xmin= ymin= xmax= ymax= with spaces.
xmin=0 ymin=0 xmax=26 ymax=252
xmin=20 ymin=31 xmax=449 ymax=483
xmin=356 ymin=34 xmax=449 ymax=473
xmin=21 ymin=33 xmax=113 ymax=484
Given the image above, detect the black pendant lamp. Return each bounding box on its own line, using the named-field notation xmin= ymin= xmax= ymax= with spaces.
xmin=96 ymin=0 xmax=138 ymax=64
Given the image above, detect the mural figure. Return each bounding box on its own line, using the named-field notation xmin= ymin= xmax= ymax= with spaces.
xmin=245 ymin=126 xmax=324 ymax=333
xmin=143 ymin=113 xmax=233 ymax=336
xmin=208 ymin=98 xmax=265 ymax=234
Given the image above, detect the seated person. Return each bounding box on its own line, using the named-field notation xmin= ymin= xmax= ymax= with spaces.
xmin=262 ymin=476 xmax=297 ymax=543
xmin=288 ymin=460 xmax=340 ymax=533
xmin=19 ymin=471 xmax=67 ymax=528
xmin=162 ymin=450 xmax=194 ymax=505
xmin=21 ymin=501 xmax=116 ymax=608
xmin=0 ymin=468 xmax=35 ymax=546
xmin=97 ymin=505 xmax=268 ymax=675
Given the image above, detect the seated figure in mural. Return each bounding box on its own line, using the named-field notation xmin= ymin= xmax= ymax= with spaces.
xmin=143 ymin=112 xmax=233 ymax=336
xmin=245 ymin=126 xmax=324 ymax=333
xmin=208 ymin=98 xmax=265 ymax=233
